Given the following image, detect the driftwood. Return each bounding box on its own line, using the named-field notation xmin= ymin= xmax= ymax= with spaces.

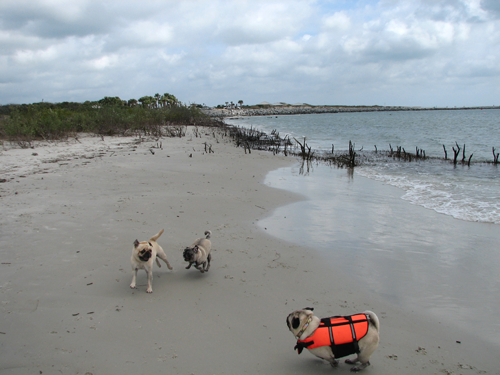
xmin=227 ymin=124 xmax=498 ymax=170
xmin=452 ymin=142 xmax=461 ymax=165
xmin=293 ymin=137 xmax=314 ymax=160
xmin=493 ymin=147 xmax=499 ymax=164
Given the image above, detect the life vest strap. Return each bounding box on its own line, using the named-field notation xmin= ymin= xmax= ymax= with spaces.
xmin=295 ymin=314 xmax=370 ymax=358
xmin=321 ymin=314 xmax=369 ymax=354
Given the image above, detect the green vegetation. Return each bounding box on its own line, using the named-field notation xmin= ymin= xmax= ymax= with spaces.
xmin=0 ymin=93 xmax=219 ymax=144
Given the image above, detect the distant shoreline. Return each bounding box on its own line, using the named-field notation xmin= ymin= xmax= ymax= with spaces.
xmin=202 ymin=105 xmax=499 ymax=117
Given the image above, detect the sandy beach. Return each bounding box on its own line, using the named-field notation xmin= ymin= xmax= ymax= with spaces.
xmin=1 ymin=127 xmax=498 ymax=375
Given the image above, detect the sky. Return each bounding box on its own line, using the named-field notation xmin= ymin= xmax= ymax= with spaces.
xmin=1 ymin=0 xmax=499 ymax=107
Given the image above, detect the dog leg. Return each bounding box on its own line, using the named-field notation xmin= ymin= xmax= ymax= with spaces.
xmin=205 ymin=254 xmax=211 ymax=272
xmin=195 ymin=263 xmax=204 ymax=273
xmin=347 ymin=331 xmax=377 ymax=371
xmin=130 ymin=268 xmax=138 ymax=289
xmin=328 ymin=358 xmax=339 ymax=367
xmin=146 ymin=268 xmax=153 ymax=293
xmin=186 ymin=262 xmax=193 ymax=269
xmin=157 ymin=250 xmax=173 ymax=270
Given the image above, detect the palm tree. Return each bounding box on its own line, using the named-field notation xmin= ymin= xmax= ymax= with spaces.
xmin=139 ymin=96 xmax=154 ymax=109
xmin=163 ymin=93 xmax=179 ymax=108
xmin=154 ymin=93 xmax=161 ymax=108
xmin=128 ymin=98 xmax=138 ymax=107
xmin=238 ymin=100 xmax=243 ymax=108
xmin=159 ymin=94 xmax=167 ymax=108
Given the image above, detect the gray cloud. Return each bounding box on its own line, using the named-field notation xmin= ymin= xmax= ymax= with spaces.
xmin=1 ymin=0 xmax=499 ymax=107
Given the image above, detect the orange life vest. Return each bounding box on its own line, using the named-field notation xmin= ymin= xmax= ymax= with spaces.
xmin=295 ymin=314 xmax=369 ymax=359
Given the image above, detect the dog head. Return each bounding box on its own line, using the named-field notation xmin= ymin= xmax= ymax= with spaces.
xmin=286 ymin=307 xmax=316 ymax=337
xmin=183 ymin=246 xmax=199 ymax=263
xmin=134 ymin=239 xmax=153 ymax=262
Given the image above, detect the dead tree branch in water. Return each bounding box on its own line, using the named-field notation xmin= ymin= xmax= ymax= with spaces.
xmin=452 ymin=142 xmax=461 ymax=165
xmin=348 ymin=141 xmax=356 ymax=167
xmin=294 ymin=137 xmax=314 ymax=160
xmin=227 ymin=124 xmax=497 ymax=170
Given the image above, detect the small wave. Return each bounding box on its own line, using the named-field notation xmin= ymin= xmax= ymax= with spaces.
xmin=357 ymin=165 xmax=500 ymax=225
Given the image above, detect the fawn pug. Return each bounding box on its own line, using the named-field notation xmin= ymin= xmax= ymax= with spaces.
xmin=130 ymin=229 xmax=173 ymax=293
xmin=183 ymin=230 xmax=212 ymax=273
xmin=286 ymin=307 xmax=380 ymax=371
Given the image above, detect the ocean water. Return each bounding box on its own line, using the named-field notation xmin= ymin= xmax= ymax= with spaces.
xmin=226 ymin=109 xmax=500 ymax=346
xmin=227 ymin=109 xmax=500 ymax=224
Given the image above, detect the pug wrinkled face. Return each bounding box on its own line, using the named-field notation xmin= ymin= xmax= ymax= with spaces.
xmin=286 ymin=308 xmax=315 ymax=333
xmin=183 ymin=247 xmax=196 ymax=262
xmin=134 ymin=240 xmax=153 ymax=262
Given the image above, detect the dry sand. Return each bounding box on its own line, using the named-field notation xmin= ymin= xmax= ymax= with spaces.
xmin=0 ymin=127 xmax=498 ymax=375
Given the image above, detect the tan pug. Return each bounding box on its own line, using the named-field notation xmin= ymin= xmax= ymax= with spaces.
xmin=286 ymin=307 xmax=380 ymax=371
xmin=130 ymin=229 xmax=173 ymax=293
xmin=183 ymin=230 xmax=212 ymax=273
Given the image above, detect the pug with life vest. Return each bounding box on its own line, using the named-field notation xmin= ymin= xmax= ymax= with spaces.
xmin=130 ymin=229 xmax=173 ymax=293
xmin=286 ymin=308 xmax=380 ymax=371
xmin=183 ymin=230 xmax=212 ymax=273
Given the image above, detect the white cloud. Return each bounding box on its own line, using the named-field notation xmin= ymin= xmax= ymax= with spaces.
xmin=322 ymin=12 xmax=351 ymax=31
xmin=0 ymin=0 xmax=499 ymax=107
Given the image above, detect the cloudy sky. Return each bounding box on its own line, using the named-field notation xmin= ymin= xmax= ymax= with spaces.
xmin=1 ymin=0 xmax=499 ymax=107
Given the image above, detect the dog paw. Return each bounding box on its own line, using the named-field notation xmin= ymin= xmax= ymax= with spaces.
xmin=146 ymin=289 xmax=153 ymax=293
xmin=329 ymin=359 xmax=339 ymax=367
xmin=130 ymin=284 xmax=136 ymax=289
xmin=345 ymin=359 xmax=357 ymax=365
xmin=349 ymin=362 xmax=369 ymax=372
xmin=350 ymin=367 xmax=363 ymax=372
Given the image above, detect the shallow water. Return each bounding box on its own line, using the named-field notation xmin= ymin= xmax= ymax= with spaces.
xmin=228 ymin=109 xmax=500 ymax=224
xmin=260 ymin=164 xmax=500 ymax=347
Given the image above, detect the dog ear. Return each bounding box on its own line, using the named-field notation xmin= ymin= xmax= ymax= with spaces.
xmin=292 ymin=317 xmax=301 ymax=329
xmin=303 ymin=307 xmax=314 ymax=311
xmin=194 ymin=246 xmax=199 ymax=253
xmin=148 ymin=242 xmax=152 ymax=247
xmin=134 ymin=239 xmax=139 ymax=248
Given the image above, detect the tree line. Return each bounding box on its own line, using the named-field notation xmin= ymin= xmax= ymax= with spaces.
xmin=0 ymin=93 xmax=219 ymax=144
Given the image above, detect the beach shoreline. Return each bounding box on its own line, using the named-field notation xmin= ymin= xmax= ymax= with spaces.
xmin=1 ymin=127 xmax=498 ymax=375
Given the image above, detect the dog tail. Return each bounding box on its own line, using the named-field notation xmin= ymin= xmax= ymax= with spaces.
xmin=364 ymin=311 xmax=380 ymax=333
xmin=150 ymin=229 xmax=164 ymax=242
xmin=204 ymin=230 xmax=211 ymax=239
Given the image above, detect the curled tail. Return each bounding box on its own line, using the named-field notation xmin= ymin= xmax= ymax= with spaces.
xmin=150 ymin=229 xmax=164 ymax=242
xmin=364 ymin=311 xmax=380 ymax=333
xmin=204 ymin=230 xmax=212 ymax=239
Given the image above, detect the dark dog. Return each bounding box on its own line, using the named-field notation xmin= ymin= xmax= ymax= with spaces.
xmin=183 ymin=230 xmax=212 ymax=273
